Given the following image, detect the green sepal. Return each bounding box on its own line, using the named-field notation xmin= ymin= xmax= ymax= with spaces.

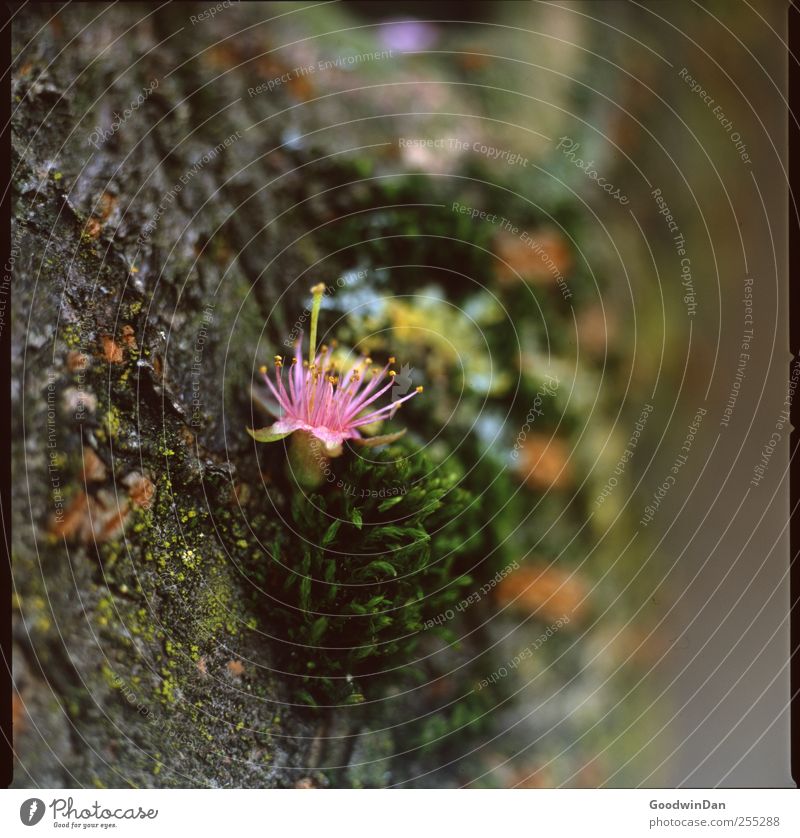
xmin=247 ymin=426 xmax=293 ymax=443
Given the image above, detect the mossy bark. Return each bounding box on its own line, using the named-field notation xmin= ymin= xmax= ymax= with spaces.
xmin=8 ymin=3 xmax=339 ymax=788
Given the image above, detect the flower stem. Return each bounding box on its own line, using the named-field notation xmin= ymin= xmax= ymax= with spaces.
xmin=308 ymin=283 xmax=326 ymax=366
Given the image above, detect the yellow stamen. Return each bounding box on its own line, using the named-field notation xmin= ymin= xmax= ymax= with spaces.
xmin=259 ymin=365 xmax=267 ymax=374
xmin=388 ymin=356 xmax=396 ymax=364
xmin=416 ymin=386 xmax=424 ymax=393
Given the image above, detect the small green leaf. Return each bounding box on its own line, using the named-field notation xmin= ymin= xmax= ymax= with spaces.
xmin=308 ymin=616 xmax=328 ymax=644
xmin=322 ymin=519 xmax=341 ymax=548
xmin=350 ymin=507 xmax=363 ymax=529
xmin=299 ymin=575 xmax=311 ymax=610
xmin=365 ymin=594 xmax=386 ymax=609
xmin=247 ymin=426 xmax=293 ymax=443
xmin=363 ymin=560 xmax=397 ymax=578
xmin=366 ymin=525 xmax=406 ymax=542
xmin=300 ymin=547 xmax=312 ymax=574
xmin=378 ymin=495 xmax=405 ymax=512
xmin=296 ymin=689 xmax=318 ymax=707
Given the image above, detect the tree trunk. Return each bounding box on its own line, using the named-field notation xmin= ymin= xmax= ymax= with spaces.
xmin=9 ymin=3 xmax=346 ymax=788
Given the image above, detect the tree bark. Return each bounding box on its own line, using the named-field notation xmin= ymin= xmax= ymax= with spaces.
xmin=9 ymin=2 xmax=343 ymax=788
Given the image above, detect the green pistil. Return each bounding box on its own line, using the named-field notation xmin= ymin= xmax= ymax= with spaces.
xmin=308 ymin=283 xmax=326 ymax=366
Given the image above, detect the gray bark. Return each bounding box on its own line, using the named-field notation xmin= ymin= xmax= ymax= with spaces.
xmin=9 ymin=2 xmax=346 ymax=788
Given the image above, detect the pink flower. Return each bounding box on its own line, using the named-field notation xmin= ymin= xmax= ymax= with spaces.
xmin=248 ymin=284 xmax=422 ymax=454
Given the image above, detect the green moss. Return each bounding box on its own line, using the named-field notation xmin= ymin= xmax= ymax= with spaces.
xmin=237 ymin=440 xmax=480 ymax=704
xmin=156 ymin=435 xmax=176 ymax=457
xmin=96 ymin=596 xmax=115 ymax=628
xmin=62 ymin=322 xmax=82 ymax=349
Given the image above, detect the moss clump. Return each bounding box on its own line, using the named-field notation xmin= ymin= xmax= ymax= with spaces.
xmin=242 ymin=441 xmax=477 ymax=705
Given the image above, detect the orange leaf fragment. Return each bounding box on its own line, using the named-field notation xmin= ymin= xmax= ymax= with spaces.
xmin=514 ymin=433 xmax=573 ymax=491
xmin=101 ymin=335 xmax=124 ymax=364
xmin=494 ymin=563 xmax=588 ymax=624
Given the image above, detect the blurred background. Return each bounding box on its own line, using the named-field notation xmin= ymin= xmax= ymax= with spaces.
xmin=10 ymin=1 xmax=792 ymax=787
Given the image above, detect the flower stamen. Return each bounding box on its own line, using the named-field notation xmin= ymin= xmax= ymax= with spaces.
xmin=249 ymin=287 xmax=424 ymax=453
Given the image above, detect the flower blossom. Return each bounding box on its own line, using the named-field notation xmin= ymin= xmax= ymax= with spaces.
xmin=248 ymin=284 xmax=422 ymax=454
